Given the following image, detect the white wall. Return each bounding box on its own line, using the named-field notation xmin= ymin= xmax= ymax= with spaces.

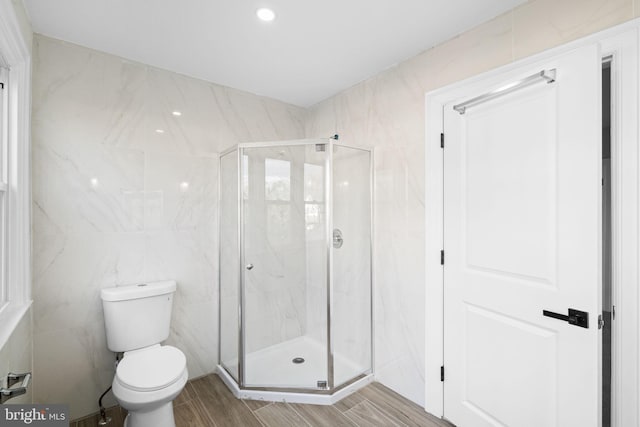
xmin=9 ymin=0 xmax=32 ymax=50
xmin=31 ymin=35 xmax=306 ymax=419
xmin=306 ymin=0 xmax=638 ymax=407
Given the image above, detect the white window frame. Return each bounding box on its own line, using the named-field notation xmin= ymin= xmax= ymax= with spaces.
xmin=0 ymin=66 xmax=8 ymax=305
xmin=0 ymin=2 xmax=32 ymax=348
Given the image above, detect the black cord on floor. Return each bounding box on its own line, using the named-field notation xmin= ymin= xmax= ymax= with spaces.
xmin=98 ymin=385 xmax=112 ymax=410
xmin=98 ymin=385 xmax=113 ymax=425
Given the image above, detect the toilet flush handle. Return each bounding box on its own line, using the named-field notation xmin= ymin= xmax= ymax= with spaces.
xmin=246 ymin=264 xmax=254 ymax=270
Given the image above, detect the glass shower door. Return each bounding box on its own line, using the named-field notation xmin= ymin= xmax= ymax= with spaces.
xmin=241 ymin=142 xmax=329 ymax=389
xmin=332 ymin=145 xmax=372 ymax=386
xmin=219 ymin=150 xmax=240 ymax=381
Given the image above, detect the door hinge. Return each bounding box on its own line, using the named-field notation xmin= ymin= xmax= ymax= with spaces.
xmin=440 ymin=366 xmax=445 ymax=382
xmin=440 ymin=133 xmax=445 ymax=148
xmin=0 ymin=82 xmax=4 ymax=90
xmin=598 ymin=314 xmax=605 ymax=330
xmin=612 ymin=305 xmax=616 ymax=320
xmin=440 ymin=250 xmax=444 ymax=265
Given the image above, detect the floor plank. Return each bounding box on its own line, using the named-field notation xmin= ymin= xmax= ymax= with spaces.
xmin=290 ymin=403 xmax=356 ymax=427
xmin=344 ymin=400 xmax=404 ymax=427
xmin=333 ymin=391 xmax=367 ymax=413
xmin=174 ymin=400 xmax=216 ymax=427
xmin=70 ymin=375 xmax=456 ymax=427
xmin=175 ymin=382 xmax=197 ymax=406
xmin=243 ymin=399 xmax=272 ymax=411
xmin=254 ymin=403 xmax=310 ymax=427
xmin=191 ymin=375 xmax=263 ymax=427
xmin=359 ymin=382 xmax=446 ymax=427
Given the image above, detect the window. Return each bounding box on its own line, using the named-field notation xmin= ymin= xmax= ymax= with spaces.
xmin=265 ymin=158 xmax=292 ymax=245
xmin=265 ymin=158 xmax=291 ymax=201
xmin=242 ymin=154 xmax=249 ymax=200
xmin=304 ymin=163 xmax=324 ymax=241
xmin=0 ymin=0 xmax=33 ymax=341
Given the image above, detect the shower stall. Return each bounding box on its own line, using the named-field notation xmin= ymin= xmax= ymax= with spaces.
xmin=218 ymin=138 xmax=373 ymax=403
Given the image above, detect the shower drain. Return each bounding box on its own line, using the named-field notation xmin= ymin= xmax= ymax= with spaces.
xmin=292 ymin=357 xmax=305 ymax=364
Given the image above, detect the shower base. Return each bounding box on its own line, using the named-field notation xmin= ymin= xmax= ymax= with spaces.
xmin=217 ymin=335 xmax=373 ymax=405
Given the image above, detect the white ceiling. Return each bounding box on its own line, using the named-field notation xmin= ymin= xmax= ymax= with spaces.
xmin=23 ymin=0 xmax=526 ymax=107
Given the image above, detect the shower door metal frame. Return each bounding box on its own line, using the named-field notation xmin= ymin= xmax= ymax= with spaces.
xmin=237 ymin=145 xmax=246 ymax=387
xmin=218 ymin=138 xmax=374 ymax=395
xmin=217 ymin=148 xmax=242 ymax=383
xmin=326 ymin=141 xmax=335 ymax=390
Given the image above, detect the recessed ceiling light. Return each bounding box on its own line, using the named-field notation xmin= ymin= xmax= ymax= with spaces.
xmin=155 ymin=129 xmax=165 ymax=134
xmin=256 ymin=8 xmax=276 ymax=22
xmin=172 ymin=111 xmax=182 ymax=116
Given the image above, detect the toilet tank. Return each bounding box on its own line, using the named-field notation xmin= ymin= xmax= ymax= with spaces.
xmin=101 ymin=281 xmax=177 ymax=352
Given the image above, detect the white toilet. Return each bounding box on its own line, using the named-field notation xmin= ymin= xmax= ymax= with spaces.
xmin=101 ymin=280 xmax=188 ymax=427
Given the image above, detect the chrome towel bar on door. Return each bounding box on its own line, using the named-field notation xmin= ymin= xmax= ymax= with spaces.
xmin=453 ymin=69 xmax=556 ymax=114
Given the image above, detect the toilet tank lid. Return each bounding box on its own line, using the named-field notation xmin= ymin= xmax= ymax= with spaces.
xmin=101 ymin=281 xmax=177 ymax=302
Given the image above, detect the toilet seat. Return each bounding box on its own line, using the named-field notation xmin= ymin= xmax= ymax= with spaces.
xmin=116 ymin=345 xmax=186 ymax=392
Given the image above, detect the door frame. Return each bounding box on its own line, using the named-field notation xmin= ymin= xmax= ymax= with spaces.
xmin=425 ymin=20 xmax=640 ymax=426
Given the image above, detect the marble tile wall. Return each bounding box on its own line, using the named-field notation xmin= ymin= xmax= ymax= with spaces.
xmin=305 ymin=0 xmax=639 ymax=408
xmin=31 ymin=35 xmax=306 ymax=419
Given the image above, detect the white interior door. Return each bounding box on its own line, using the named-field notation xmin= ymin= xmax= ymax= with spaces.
xmin=443 ymin=44 xmax=601 ymax=427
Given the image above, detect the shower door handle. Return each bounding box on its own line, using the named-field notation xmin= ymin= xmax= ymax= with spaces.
xmin=333 ymin=229 xmax=344 ymax=249
xmin=246 ymin=264 xmax=254 ymax=271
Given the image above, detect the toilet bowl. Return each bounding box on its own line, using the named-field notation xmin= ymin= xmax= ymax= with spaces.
xmin=101 ymin=281 xmax=187 ymax=427
xmin=112 ymin=345 xmax=188 ymax=427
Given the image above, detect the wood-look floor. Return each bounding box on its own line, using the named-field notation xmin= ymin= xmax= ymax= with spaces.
xmin=72 ymin=374 xmax=454 ymax=427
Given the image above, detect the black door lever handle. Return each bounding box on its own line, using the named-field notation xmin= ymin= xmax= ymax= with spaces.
xmin=542 ymin=310 xmax=569 ymax=322
xmin=543 ymin=308 xmax=589 ymax=328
